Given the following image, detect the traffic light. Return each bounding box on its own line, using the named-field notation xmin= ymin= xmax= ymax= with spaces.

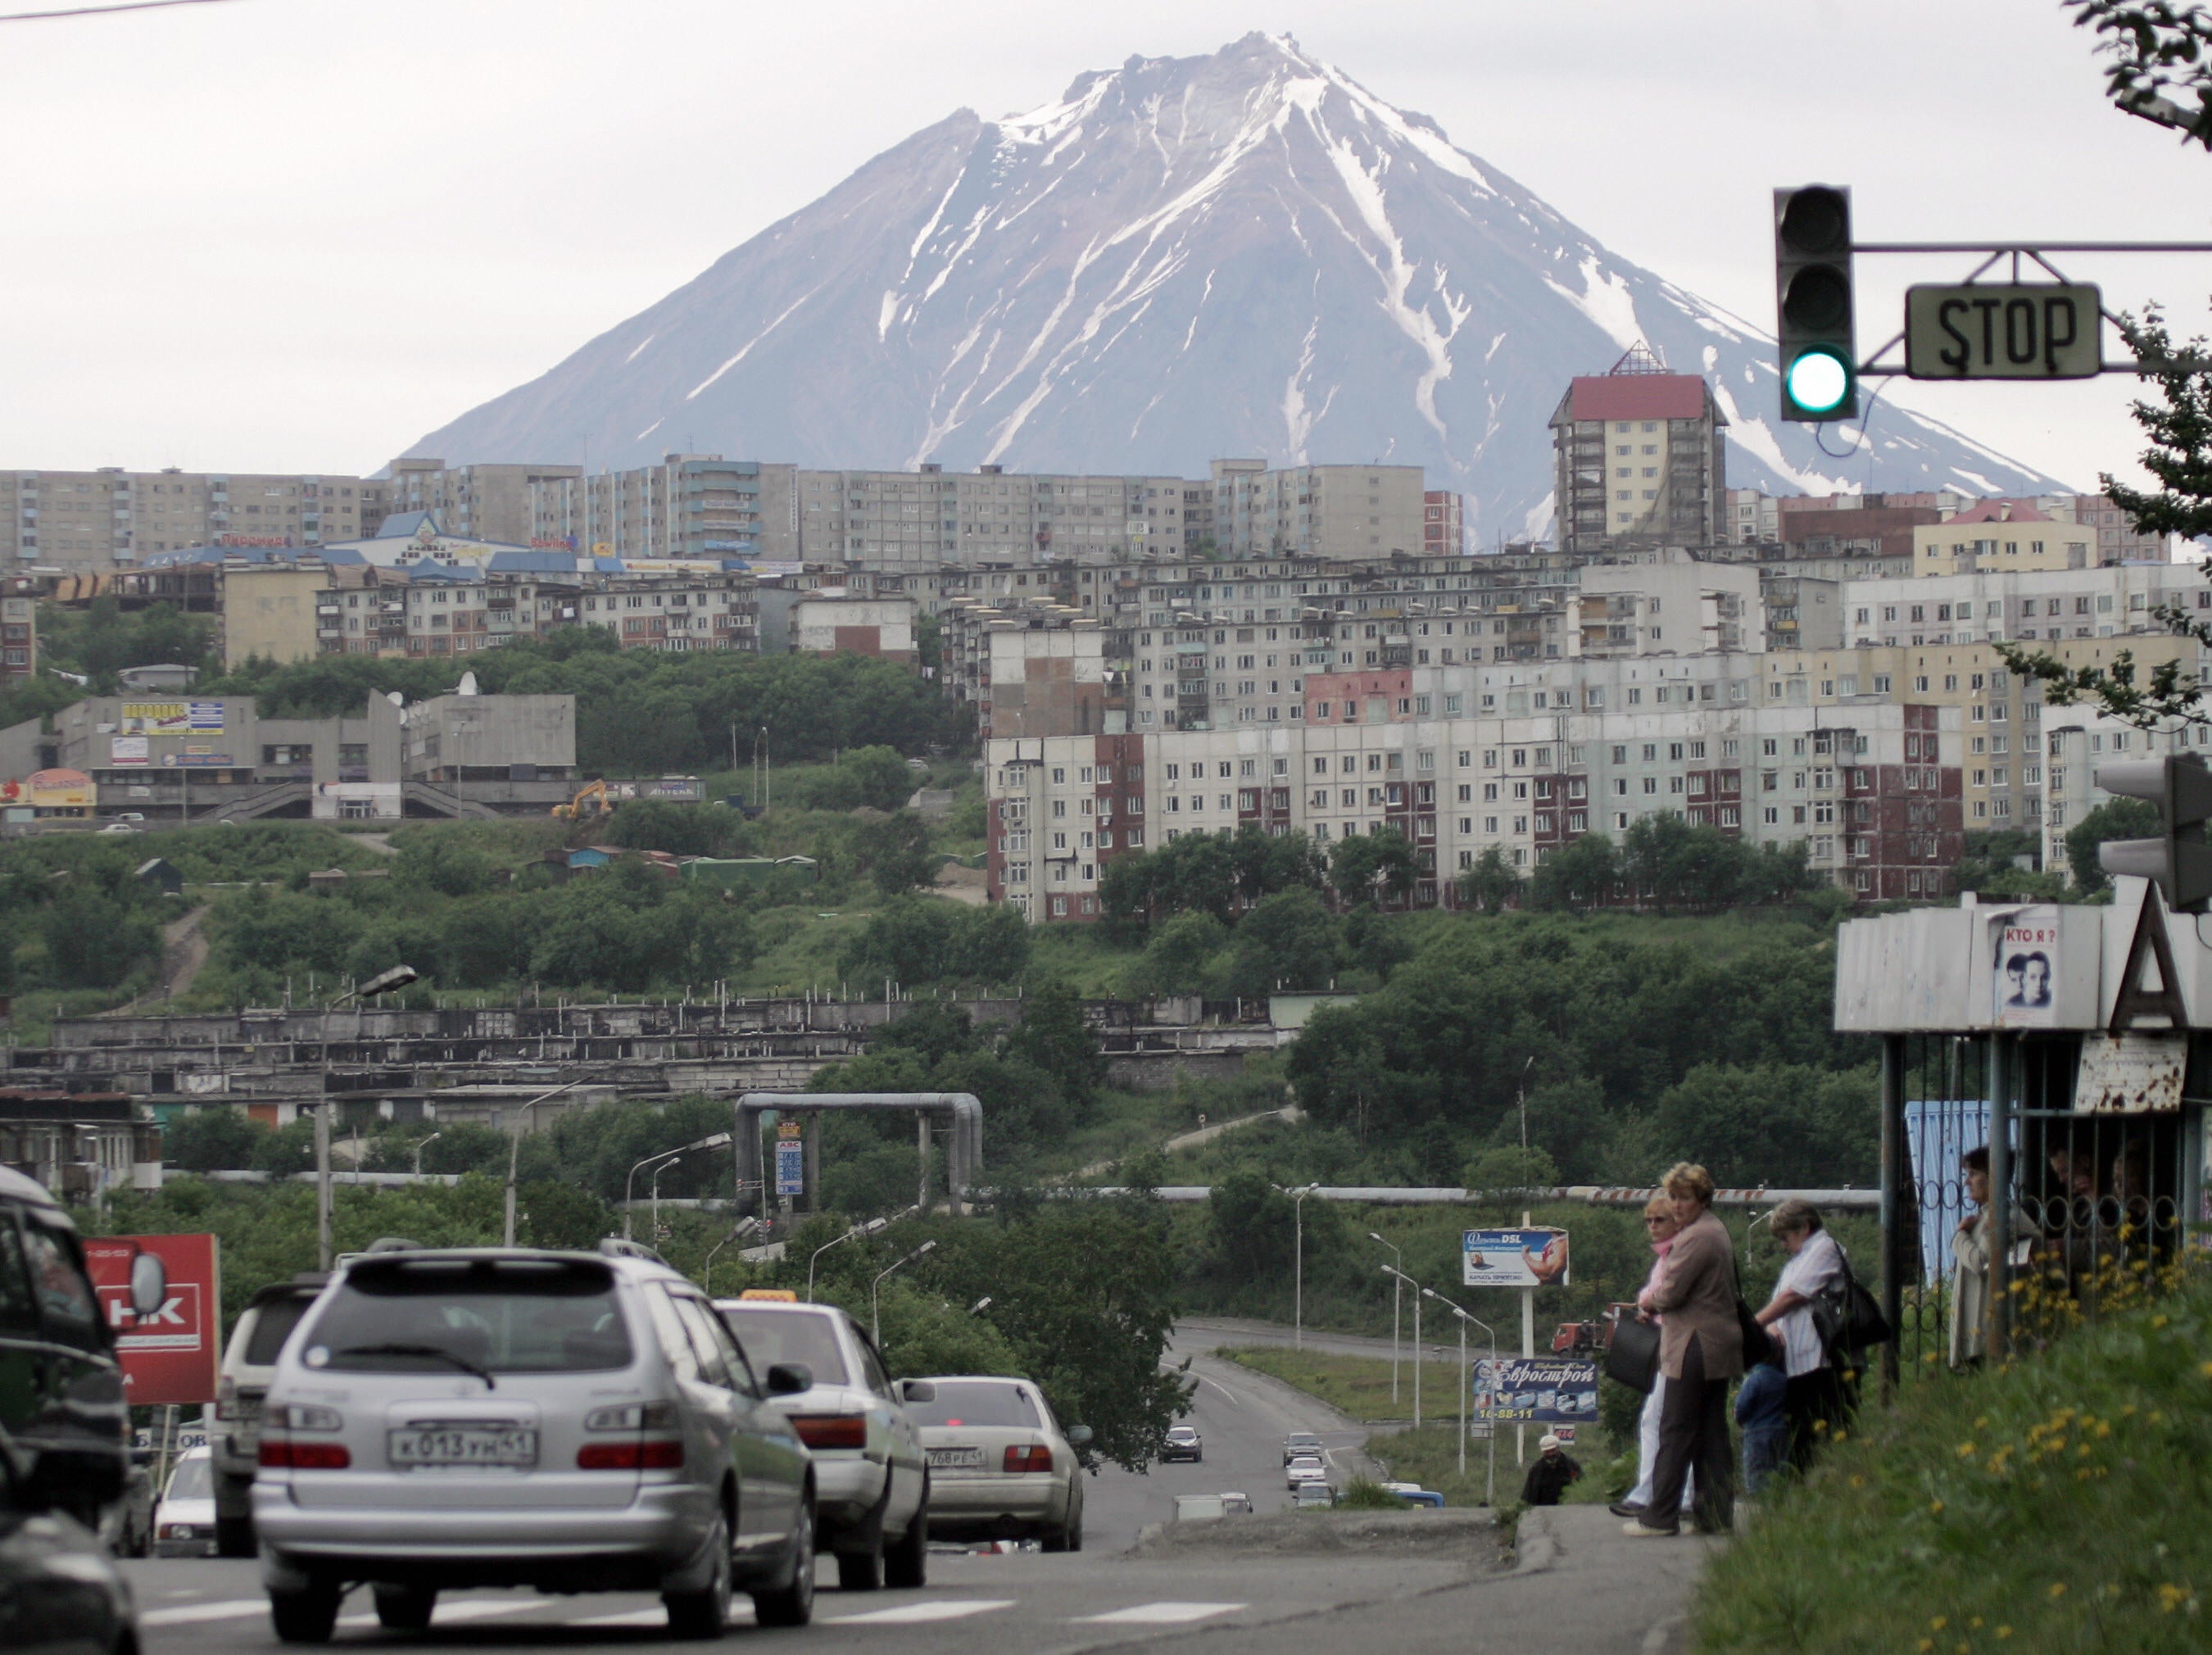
xmin=1774 ymin=185 xmax=1858 ymax=421
xmin=2095 ymin=753 xmax=2212 ymax=911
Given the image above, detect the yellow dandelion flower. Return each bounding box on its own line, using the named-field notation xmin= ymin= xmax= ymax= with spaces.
xmin=1969 ymin=1617 xmax=1983 ymax=1630
xmin=1931 ymin=1617 xmax=1947 ymax=1632
xmin=1929 ymin=1499 xmax=1944 ymax=1516
xmin=2151 ymin=1314 xmax=2169 ymax=1329
xmin=1849 ymin=1474 xmax=1865 ymax=1488
xmin=1996 ymin=1626 xmax=2013 ymax=1639
xmin=1917 ymin=1641 xmax=1933 ymax=1653
xmin=1956 ymin=1443 xmax=1977 ymax=1458
xmin=1974 ymin=1416 xmax=1989 ymax=1429
xmin=2050 ymin=1583 xmax=2068 ymax=1599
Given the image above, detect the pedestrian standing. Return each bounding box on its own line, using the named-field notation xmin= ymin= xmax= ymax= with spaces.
xmin=1611 ymin=1195 xmax=1693 ymax=1522
xmin=1754 ymin=1198 xmax=1847 ymax=1473
xmin=1627 ymin=1163 xmax=1742 ymax=1538
xmin=1948 ymin=1145 xmax=2029 ymax=1369
xmin=1520 ymin=1434 xmax=1582 ymax=1507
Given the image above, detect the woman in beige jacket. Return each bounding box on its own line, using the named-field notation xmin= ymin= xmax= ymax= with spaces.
xmin=1628 ymin=1162 xmax=1743 ymax=1537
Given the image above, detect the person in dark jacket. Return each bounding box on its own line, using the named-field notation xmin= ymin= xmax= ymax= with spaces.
xmin=1521 ymin=1435 xmax=1582 ymax=1506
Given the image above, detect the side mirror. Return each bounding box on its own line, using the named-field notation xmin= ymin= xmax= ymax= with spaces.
xmin=764 ymin=1363 xmax=814 ymax=1396
xmin=129 ymin=1252 xmax=168 ymax=1321
xmin=1066 ymin=1425 xmax=1094 ymax=1447
xmin=900 ymin=1381 xmax=936 ymax=1404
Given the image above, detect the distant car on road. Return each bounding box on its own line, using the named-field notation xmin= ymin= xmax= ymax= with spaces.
xmin=1381 ymin=1482 xmax=1446 ymax=1508
xmin=900 ymin=1376 xmax=1090 ymax=1553
xmin=1293 ymin=1480 xmax=1336 ymax=1509
xmin=1282 ymin=1431 xmax=1323 ymax=1466
xmin=1171 ymin=1494 xmax=1225 ymax=1523
xmin=1285 ymin=1454 xmax=1328 ymax=1491
xmin=213 ymin=1273 xmax=328 ymax=1558
xmin=1220 ymin=1491 xmax=1255 ymax=1516
xmin=1160 ymin=1425 xmax=1203 ymax=1463
xmin=153 ymin=1446 xmax=217 ymax=1558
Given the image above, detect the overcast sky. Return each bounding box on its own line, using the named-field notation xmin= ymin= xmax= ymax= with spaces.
xmin=4 ymin=0 xmax=2210 ymax=492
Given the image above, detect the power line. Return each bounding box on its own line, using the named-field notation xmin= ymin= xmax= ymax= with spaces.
xmin=0 ymin=0 xmax=242 ymax=22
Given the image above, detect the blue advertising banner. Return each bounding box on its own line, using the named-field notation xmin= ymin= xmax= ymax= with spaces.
xmin=774 ymin=1138 xmax=805 ymax=1198
xmin=1471 ymin=1356 xmax=1599 ymax=1423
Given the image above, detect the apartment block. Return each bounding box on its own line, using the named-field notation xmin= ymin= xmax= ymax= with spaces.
xmin=938 ymin=602 xmax=1111 ymax=741
xmin=1843 ymin=564 xmax=2212 ymax=647
xmin=1550 ymin=362 xmax=1727 ymax=554
xmin=1423 ymin=491 xmax=1466 ymax=557
xmin=2043 ymin=714 xmax=2212 ymax=869
xmin=565 ymin=574 xmax=759 ymax=654
xmin=568 ymin=456 xmax=798 ymax=562
xmin=1912 ymin=501 xmax=2092 ymax=577
xmin=1208 ymin=460 xmax=1426 ymax=560
xmin=794 ymin=465 xmax=1201 ymax=569
xmin=984 ymin=732 xmax=1149 ymax=921
xmin=1566 ymin=551 xmax=1764 ymax=657
xmin=2 ymin=468 xmax=386 ymax=569
xmin=386 ymin=459 xmax=585 ymax=548
xmin=2 ymin=588 xmax=33 ymax=682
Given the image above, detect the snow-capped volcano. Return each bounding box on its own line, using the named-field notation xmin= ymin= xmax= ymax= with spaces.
xmin=403 ymin=33 xmax=2063 ymax=533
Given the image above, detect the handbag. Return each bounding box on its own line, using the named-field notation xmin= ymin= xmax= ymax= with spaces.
xmin=1735 ymin=1295 xmax=1776 ymax=1367
xmin=1605 ymin=1313 xmax=1661 ymax=1394
xmin=1811 ymin=1248 xmax=1892 ymax=1359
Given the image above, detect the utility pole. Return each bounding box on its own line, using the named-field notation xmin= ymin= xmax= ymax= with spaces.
xmin=1368 ymin=1231 xmax=1402 ymax=1406
xmin=317 ymin=964 xmax=419 ymax=1269
xmin=1281 ymin=1183 xmax=1319 ymax=1349
xmin=1380 ymin=1263 xmax=1423 ymax=1427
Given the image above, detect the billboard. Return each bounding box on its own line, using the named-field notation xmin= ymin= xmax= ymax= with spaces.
xmin=1471 ymin=1356 xmax=1599 ymax=1423
xmin=109 ymin=735 xmax=149 ymax=766
xmin=1463 ymin=1227 xmax=1570 ymax=1289
xmin=120 ymin=701 xmax=224 ymax=737
xmin=774 ymin=1124 xmax=805 ymax=1197
xmin=82 ymin=1233 xmax=222 ymax=1406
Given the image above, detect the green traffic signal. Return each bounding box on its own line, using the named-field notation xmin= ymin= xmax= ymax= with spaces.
xmin=1784 ymin=346 xmax=1854 ymax=419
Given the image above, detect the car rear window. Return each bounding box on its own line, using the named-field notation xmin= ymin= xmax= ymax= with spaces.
xmin=903 ymin=1381 xmax=1040 ymax=1430
xmin=303 ymin=1258 xmax=632 ymax=1376
xmin=243 ymin=1295 xmax=315 ymax=1366
xmin=716 ymin=1307 xmax=850 ymax=1387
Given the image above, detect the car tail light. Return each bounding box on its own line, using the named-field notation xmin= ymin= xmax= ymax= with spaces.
xmin=1003 ymin=1444 xmax=1054 ymax=1474
xmin=260 ymin=1441 xmax=351 ymax=1470
xmin=577 ymin=1440 xmax=684 ymax=1471
xmin=791 ymin=1414 xmax=868 ymax=1451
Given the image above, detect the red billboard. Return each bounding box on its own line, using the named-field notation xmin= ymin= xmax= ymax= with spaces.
xmin=83 ymin=1233 xmax=222 ymax=1406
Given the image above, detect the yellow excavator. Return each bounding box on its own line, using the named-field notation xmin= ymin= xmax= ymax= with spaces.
xmin=552 ymin=779 xmax=612 ymax=822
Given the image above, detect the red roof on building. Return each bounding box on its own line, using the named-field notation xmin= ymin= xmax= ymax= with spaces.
xmin=1566 ymin=374 xmax=1710 ymax=422
xmin=1947 ymin=499 xmax=2055 ymax=525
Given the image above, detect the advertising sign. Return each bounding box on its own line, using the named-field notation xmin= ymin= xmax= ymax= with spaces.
xmin=110 ymin=735 xmax=149 ymax=766
xmin=82 ymin=1233 xmax=221 ymax=1405
xmin=774 ymin=1122 xmax=805 ymax=1198
xmin=1471 ymin=1356 xmax=1598 ymax=1423
xmin=1462 ymin=1227 xmax=1570 ymax=1289
xmin=1992 ymin=909 xmax=2060 ymax=1028
xmin=120 ymin=701 xmax=224 ymax=737
xmin=2076 ymin=1031 xmax=2187 ymax=1114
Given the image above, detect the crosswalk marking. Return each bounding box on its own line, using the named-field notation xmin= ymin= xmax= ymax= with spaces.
xmin=142 ymin=1598 xmax=267 ymax=1627
xmin=824 ymin=1598 xmax=1018 ymax=1626
xmin=1076 ymin=1602 xmax=1249 ymax=1625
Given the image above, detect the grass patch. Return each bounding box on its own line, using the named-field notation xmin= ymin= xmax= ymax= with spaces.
xmin=1217 ymin=1344 xmax=1470 ymax=1422
xmin=1693 ymin=1272 xmax=2212 ymax=1653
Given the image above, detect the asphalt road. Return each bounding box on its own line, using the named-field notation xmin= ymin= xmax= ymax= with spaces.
xmin=126 ymin=1331 xmax=1707 ymax=1655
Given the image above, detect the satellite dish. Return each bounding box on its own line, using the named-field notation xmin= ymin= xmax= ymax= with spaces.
xmin=457 ymin=671 xmax=479 ymax=696
xmin=386 ymin=691 xmax=404 ymax=707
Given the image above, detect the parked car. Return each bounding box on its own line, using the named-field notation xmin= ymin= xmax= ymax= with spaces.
xmin=1293 ymin=1480 xmax=1337 ymax=1509
xmin=0 ymin=1167 xmax=157 ymax=1530
xmin=1282 ymin=1431 xmax=1324 ymax=1466
xmin=714 ymin=1296 xmax=929 ymax=1590
xmin=1220 ymin=1491 xmax=1255 ymax=1516
xmin=253 ymin=1241 xmax=818 ymax=1644
xmin=152 ymin=1446 xmax=218 ymax=1558
xmin=1160 ymin=1425 xmax=1203 ymax=1463
xmin=0 ymin=1424 xmax=138 ymax=1655
xmin=899 ymin=1376 xmax=1090 ymax=1552
xmin=213 ymin=1273 xmax=328 ymax=1558
xmin=1285 ymin=1454 xmax=1328 ymax=1491
xmin=1381 ymin=1480 xmax=1446 ymax=1508
xmin=1171 ymin=1494 xmax=1225 ymax=1523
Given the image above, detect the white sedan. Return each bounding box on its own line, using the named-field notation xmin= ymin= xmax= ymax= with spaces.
xmin=900 ymin=1376 xmax=1090 ymax=1552
xmin=152 ymin=1446 xmax=218 ymax=1558
xmin=1285 ymin=1453 xmax=1330 ymax=1491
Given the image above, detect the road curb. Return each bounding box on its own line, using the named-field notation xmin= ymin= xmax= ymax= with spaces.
xmin=1512 ymin=1508 xmax=1558 ymax=1576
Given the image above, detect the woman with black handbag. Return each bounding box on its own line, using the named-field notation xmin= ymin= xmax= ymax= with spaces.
xmin=1753 ymin=1198 xmax=1849 ymax=1473
xmin=1611 ymin=1195 xmax=1694 ymax=1523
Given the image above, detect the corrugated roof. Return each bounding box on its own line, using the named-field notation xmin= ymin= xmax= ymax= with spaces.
xmin=372 ymin=510 xmax=441 ymax=539
xmin=1566 ymin=374 xmax=1711 ymax=422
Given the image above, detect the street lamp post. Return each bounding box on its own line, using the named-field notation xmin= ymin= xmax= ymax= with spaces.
xmin=1368 ymin=1231 xmax=1403 ymax=1407
xmin=808 ymin=1227 xmax=863 ymax=1303
xmin=701 ymin=1218 xmax=761 ymax=1297
xmin=1423 ymin=1287 xmax=1499 ymax=1502
xmin=1277 ymin=1183 xmax=1320 ymax=1349
xmin=1380 ymin=1263 xmax=1423 ymax=1427
xmin=502 ymin=1080 xmax=585 ymax=1247
xmin=317 ymin=964 xmax=419 ymax=1270
xmin=624 ymin=1149 xmax=682 ymax=1241
xmin=871 ymin=1240 xmax=937 ymax=1348
xmin=407 ymin=1132 xmax=441 ymax=1176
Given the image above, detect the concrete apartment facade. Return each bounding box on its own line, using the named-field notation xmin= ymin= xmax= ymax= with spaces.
xmin=1208 ymin=460 xmax=1426 ymax=560
xmin=1566 ymin=551 xmax=1765 ymax=657
xmin=792 ymin=465 xmax=1203 ymax=569
xmin=2 ymin=468 xmax=387 ymax=568
xmin=1423 ymin=491 xmax=1465 ymax=557
xmin=1843 ymin=564 xmax=2212 ymax=647
xmin=2 ymin=590 xmax=33 ymax=682
xmin=1550 ymin=370 xmax=1728 ymax=554
xmin=384 ymin=459 xmax=585 ymax=548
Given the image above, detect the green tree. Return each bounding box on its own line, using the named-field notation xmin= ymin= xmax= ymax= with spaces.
xmin=852 ymin=813 xmax=938 ymax=897
xmin=162 ymin=1107 xmax=267 ymax=1172
xmin=1530 ymin=833 xmax=1618 ymax=914
xmin=393 ymin=834 xmax=499 ymax=898
xmin=1207 ymin=1168 xmax=1296 ymax=1279
xmin=1222 ymin=887 xmax=1339 ymax=995
xmin=1125 ymin=910 xmax=1227 ymax=995
xmin=999 ymin=982 xmax=1104 ymax=1112
xmin=1650 ymin=1061 xmax=1880 ymax=1187
xmin=2067 ymin=796 xmax=2162 ymax=891
xmin=39 ymin=891 xmax=161 ymax=990
xmin=1457 ymin=846 xmax=1525 ymax=914
xmin=1328 ymin=828 xmax=1416 ymax=907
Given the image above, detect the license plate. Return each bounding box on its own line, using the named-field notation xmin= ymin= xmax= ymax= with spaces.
xmin=927 ymin=1447 xmax=985 ymax=1469
xmin=388 ymin=1426 xmax=537 ymax=1468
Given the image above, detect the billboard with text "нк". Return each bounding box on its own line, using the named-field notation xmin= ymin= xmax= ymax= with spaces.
xmin=83 ymin=1233 xmax=221 ymax=1406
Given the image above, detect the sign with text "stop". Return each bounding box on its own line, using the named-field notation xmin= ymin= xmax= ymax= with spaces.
xmin=1906 ymin=283 xmax=2102 ymax=379
xmin=83 ymin=1233 xmax=222 ymax=1406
